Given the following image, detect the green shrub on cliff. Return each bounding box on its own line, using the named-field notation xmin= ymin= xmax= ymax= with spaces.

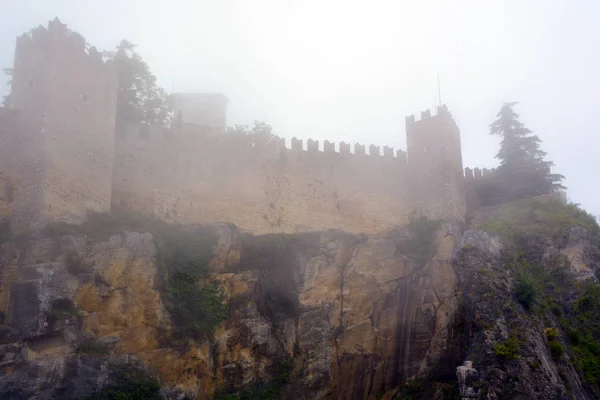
xmin=213 ymin=356 xmax=294 ymax=400
xmin=516 ymin=276 xmax=536 ymax=309
xmin=154 ymin=223 xmax=227 ymax=338
xmin=564 ymin=284 xmax=600 ymax=385
xmin=549 ymin=341 xmax=564 ymax=359
xmin=90 ymin=363 xmax=161 ymax=400
xmin=494 ymin=336 xmax=520 ymax=360
xmin=394 ymin=213 xmax=441 ymax=263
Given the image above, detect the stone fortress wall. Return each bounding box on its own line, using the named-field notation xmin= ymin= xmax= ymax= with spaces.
xmin=463 ymin=167 xmax=497 ymax=211
xmin=0 ymin=19 xmax=469 ymax=235
xmin=112 ymin=123 xmax=411 ymax=234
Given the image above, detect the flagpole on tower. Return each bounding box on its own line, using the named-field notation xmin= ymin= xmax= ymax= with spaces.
xmin=437 ymin=74 xmax=442 ymax=107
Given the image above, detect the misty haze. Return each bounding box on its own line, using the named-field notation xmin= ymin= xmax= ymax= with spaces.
xmin=0 ymin=1 xmax=599 ymax=400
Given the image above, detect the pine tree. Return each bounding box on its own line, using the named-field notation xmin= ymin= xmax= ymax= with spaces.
xmin=489 ymin=102 xmax=564 ymax=202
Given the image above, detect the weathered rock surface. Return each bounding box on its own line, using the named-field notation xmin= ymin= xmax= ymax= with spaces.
xmin=453 ymin=229 xmax=591 ymax=399
xmin=210 ymin=229 xmax=465 ymax=399
xmin=0 ymin=223 xmax=598 ymax=399
xmin=456 ymin=361 xmax=479 ymax=399
xmin=0 ymin=353 xmax=152 ymax=400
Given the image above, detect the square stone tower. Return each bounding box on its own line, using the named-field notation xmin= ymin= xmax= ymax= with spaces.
xmin=7 ymin=18 xmax=118 ymax=230
xmin=406 ymin=105 xmax=466 ymax=221
xmin=172 ymin=93 xmax=229 ymax=134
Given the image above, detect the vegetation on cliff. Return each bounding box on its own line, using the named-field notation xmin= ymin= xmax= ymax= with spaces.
xmin=213 ymin=357 xmax=294 ymax=400
xmin=564 ymin=283 xmax=600 ymax=386
xmin=480 ymin=197 xmax=598 ymax=247
xmin=88 ymin=363 xmax=162 ymax=400
xmin=470 ymin=197 xmax=600 ymax=396
xmin=154 ymin=224 xmax=227 ymax=338
xmin=392 ymin=213 xmax=441 ymax=263
xmin=41 ymin=210 xmax=228 ymax=338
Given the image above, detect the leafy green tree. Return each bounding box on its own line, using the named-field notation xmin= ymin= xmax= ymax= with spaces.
xmin=227 ymin=120 xmax=276 ymax=144
xmin=104 ymin=40 xmax=172 ymax=127
xmin=488 ymin=102 xmax=564 ymax=202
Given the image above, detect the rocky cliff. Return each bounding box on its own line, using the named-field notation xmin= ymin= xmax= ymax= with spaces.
xmin=0 ymin=199 xmax=599 ymax=400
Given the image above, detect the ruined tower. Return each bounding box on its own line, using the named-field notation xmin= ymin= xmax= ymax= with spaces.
xmin=6 ymin=18 xmax=118 ymax=230
xmin=406 ymin=105 xmax=466 ymax=221
xmin=172 ymin=93 xmax=229 ymax=134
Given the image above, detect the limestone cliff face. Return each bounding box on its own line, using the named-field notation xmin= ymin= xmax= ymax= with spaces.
xmin=211 ymin=228 xmax=464 ymax=399
xmin=0 ymin=224 xmax=465 ymax=399
xmin=0 ymin=220 xmax=598 ymax=399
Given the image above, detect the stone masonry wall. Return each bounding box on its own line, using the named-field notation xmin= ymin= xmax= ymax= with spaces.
xmin=0 ymin=107 xmax=45 ymax=230
xmin=406 ymin=107 xmax=466 ymax=221
xmin=7 ymin=19 xmax=117 ymax=230
xmin=0 ymin=109 xmax=18 ymax=221
xmin=112 ymin=125 xmax=410 ymax=234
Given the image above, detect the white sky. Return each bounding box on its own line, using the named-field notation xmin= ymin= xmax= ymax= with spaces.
xmin=1 ymin=0 xmax=599 ymax=216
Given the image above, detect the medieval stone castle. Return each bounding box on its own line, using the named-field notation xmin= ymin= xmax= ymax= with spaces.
xmin=0 ymin=19 xmax=486 ymax=235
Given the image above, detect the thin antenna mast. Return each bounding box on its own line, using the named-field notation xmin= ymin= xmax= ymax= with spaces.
xmin=437 ymin=74 xmax=442 ymax=107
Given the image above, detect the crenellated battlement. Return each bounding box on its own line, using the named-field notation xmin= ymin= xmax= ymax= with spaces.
xmin=118 ymin=120 xmax=408 ymax=162
xmin=286 ymin=137 xmax=406 ymax=158
xmin=405 ymin=105 xmax=455 ymax=128
xmin=464 ymin=167 xmax=496 ymax=179
xmin=463 ymin=166 xmax=498 ymax=211
xmin=15 ymin=18 xmax=109 ymax=69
